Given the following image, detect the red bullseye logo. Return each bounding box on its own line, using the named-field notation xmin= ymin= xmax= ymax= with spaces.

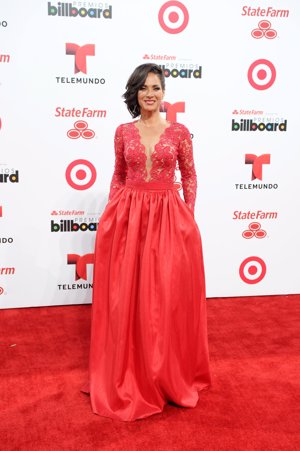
xmin=67 ymin=121 xmax=95 ymax=139
xmin=242 ymin=222 xmax=267 ymax=239
xmin=248 ymin=59 xmax=276 ymax=90
xmin=251 ymin=21 xmax=277 ymax=39
xmin=158 ymin=1 xmax=189 ymax=34
xmin=65 ymin=159 xmax=97 ymax=190
xmin=239 ymin=256 xmax=267 ymax=284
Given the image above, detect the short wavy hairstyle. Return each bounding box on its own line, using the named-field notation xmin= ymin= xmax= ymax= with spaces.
xmin=123 ymin=64 xmax=165 ymax=118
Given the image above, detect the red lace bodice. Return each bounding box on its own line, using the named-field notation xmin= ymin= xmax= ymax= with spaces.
xmin=109 ymin=121 xmax=197 ymax=212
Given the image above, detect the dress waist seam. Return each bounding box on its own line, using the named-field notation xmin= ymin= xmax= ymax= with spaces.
xmin=125 ymin=180 xmax=176 ymax=190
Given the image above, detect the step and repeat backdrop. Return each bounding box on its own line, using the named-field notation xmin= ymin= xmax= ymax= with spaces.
xmin=1 ymin=1 xmax=299 ymax=308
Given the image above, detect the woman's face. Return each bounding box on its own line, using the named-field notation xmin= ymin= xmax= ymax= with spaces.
xmin=137 ymin=72 xmax=164 ymax=114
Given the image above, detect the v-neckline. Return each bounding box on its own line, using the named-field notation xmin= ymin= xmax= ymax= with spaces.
xmin=132 ymin=120 xmax=172 ymax=155
xmin=132 ymin=120 xmax=172 ymax=182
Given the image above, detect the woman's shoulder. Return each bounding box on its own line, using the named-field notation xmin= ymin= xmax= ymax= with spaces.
xmin=169 ymin=121 xmax=191 ymax=136
xmin=115 ymin=121 xmax=136 ymax=131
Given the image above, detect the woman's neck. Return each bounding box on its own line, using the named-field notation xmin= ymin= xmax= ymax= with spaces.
xmin=139 ymin=112 xmax=166 ymax=128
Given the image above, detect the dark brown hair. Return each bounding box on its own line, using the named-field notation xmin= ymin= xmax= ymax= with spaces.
xmin=123 ymin=64 xmax=165 ymax=118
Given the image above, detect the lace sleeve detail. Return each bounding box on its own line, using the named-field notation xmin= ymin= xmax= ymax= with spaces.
xmin=108 ymin=125 xmax=127 ymax=200
xmin=177 ymin=125 xmax=197 ymax=213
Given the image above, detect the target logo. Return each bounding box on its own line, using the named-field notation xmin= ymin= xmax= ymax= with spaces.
xmin=242 ymin=222 xmax=267 ymax=239
xmin=251 ymin=21 xmax=277 ymax=39
xmin=158 ymin=1 xmax=189 ymax=34
xmin=65 ymin=159 xmax=97 ymax=190
xmin=67 ymin=253 xmax=94 ymax=280
xmin=239 ymin=256 xmax=267 ymax=284
xmin=65 ymin=43 xmax=95 ymax=74
xmin=248 ymin=59 xmax=276 ymax=90
xmin=67 ymin=121 xmax=95 ymax=139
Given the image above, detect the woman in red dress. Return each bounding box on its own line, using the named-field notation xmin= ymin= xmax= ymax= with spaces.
xmin=83 ymin=64 xmax=211 ymax=421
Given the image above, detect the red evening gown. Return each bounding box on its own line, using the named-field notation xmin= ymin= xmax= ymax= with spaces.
xmin=82 ymin=121 xmax=211 ymax=421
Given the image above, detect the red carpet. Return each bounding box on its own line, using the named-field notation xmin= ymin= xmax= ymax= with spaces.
xmin=1 ymin=295 xmax=299 ymax=450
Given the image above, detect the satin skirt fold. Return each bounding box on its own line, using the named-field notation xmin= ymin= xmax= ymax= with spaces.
xmin=82 ymin=181 xmax=211 ymax=421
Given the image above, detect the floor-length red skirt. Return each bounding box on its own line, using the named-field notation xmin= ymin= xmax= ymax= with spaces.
xmin=82 ymin=181 xmax=211 ymax=421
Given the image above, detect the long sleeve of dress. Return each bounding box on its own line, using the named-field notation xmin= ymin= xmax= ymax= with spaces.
xmin=108 ymin=125 xmax=127 ymax=200
xmin=177 ymin=126 xmax=197 ymax=213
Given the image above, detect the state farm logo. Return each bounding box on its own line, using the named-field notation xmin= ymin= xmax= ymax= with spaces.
xmin=51 ymin=209 xmax=85 ymax=216
xmin=0 ymin=117 xmax=2 ymax=130
xmin=0 ymin=286 xmax=4 ymax=295
xmin=0 ymin=168 xmax=19 ymax=184
xmin=0 ymin=206 xmax=3 ymax=217
xmin=0 ymin=266 xmax=15 ymax=275
xmin=251 ymin=20 xmax=277 ymax=39
xmin=160 ymin=101 xmax=185 ymax=121
xmin=235 ymin=154 xmax=278 ymax=190
xmin=0 ymin=53 xmax=10 ymax=63
xmin=143 ymin=53 xmax=176 ymax=62
xmin=242 ymin=222 xmax=267 ymax=239
xmin=241 ymin=6 xmax=289 ymax=18
xmin=56 ymin=43 xmax=105 ymax=85
xmin=232 ymin=109 xmax=263 ymax=115
xmin=245 ymin=154 xmax=270 ymax=180
xmin=67 ymin=253 xmax=94 ymax=280
xmin=65 ymin=159 xmax=97 ymax=190
xmin=48 ymin=2 xmax=112 ymax=19
xmin=233 ymin=209 xmax=278 ymax=221
xmin=239 ymin=256 xmax=267 ymax=284
xmin=67 ymin=121 xmax=95 ymax=139
xmin=158 ymin=1 xmax=189 ymax=34
xmin=248 ymin=59 xmax=276 ymax=90
xmin=55 ymin=106 xmax=106 ymax=118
